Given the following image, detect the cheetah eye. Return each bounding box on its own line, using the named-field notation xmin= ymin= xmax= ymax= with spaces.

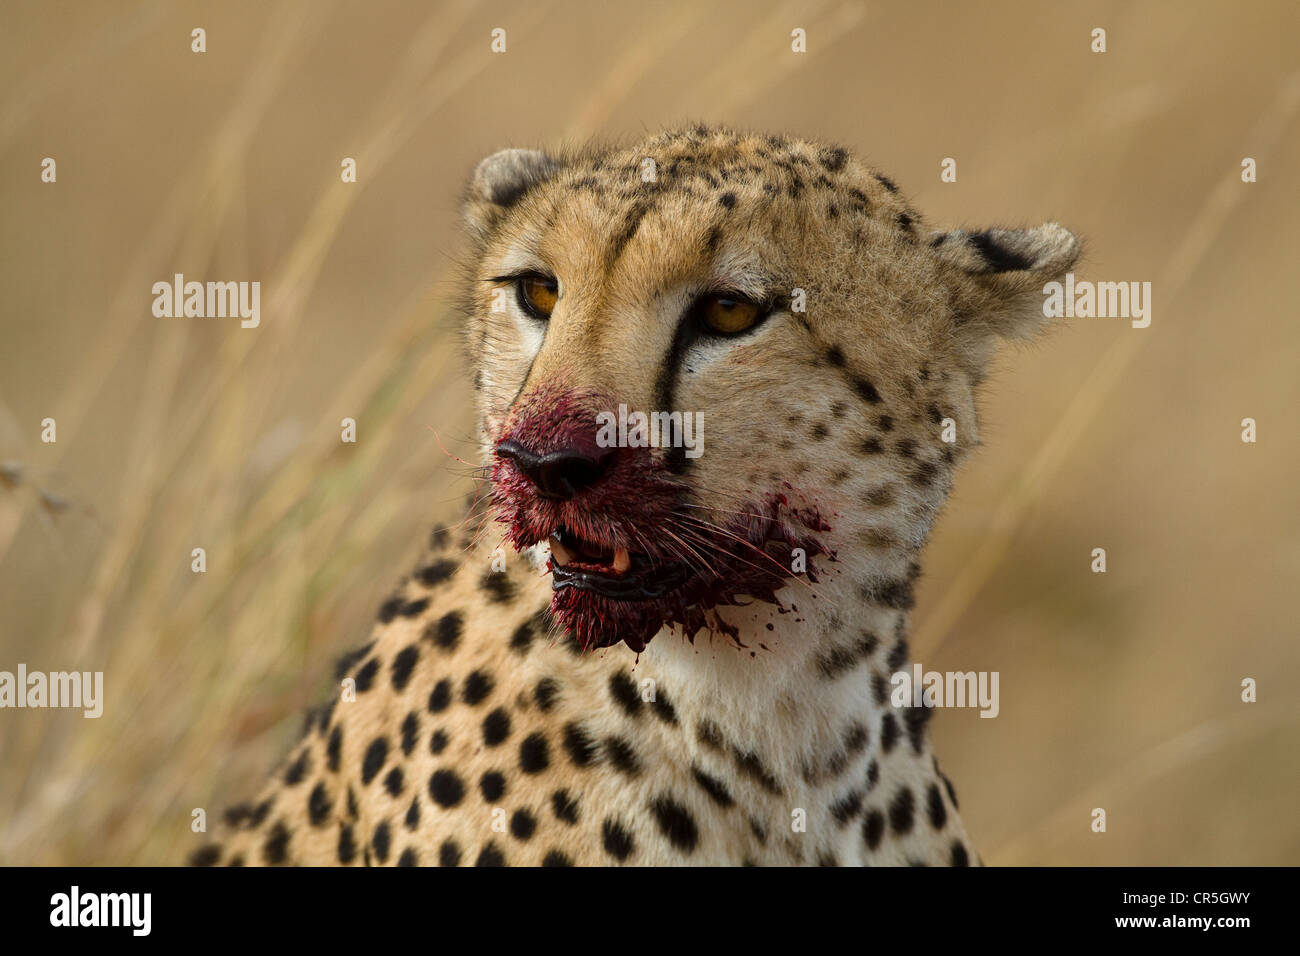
xmin=516 ymin=274 xmax=559 ymax=319
xmin=694 ymin=293 xmax=764 ymax=336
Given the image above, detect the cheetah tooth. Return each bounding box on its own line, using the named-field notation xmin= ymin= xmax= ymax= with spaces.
xmin=549 ymin=535 xmax=572 ymax=566
xmin=613 ymin=547 xmax=631 ymax=573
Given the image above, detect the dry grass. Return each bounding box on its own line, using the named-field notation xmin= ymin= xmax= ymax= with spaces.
xmin=1 ymin=0 xmax=1296 ymax=865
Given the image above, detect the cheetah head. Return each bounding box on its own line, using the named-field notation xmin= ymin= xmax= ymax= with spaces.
xmin=460 ymin=127 xmax=1079 ymax=654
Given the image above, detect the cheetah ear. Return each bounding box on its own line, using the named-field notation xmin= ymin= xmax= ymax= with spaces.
xmin=929 ymin=223 xmax=1082 ymax=340
xmin=463 ymin=148 xmax=562 ymax=240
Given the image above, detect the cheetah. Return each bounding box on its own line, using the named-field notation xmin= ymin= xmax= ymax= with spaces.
xmin=191 ymin=126 xmax=1079 ymax=867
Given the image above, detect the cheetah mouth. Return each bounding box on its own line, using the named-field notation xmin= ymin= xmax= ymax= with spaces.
xmin=547 ymin=526 xmax=691 ymax=601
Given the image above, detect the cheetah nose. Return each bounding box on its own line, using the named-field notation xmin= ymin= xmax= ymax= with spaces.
xmin=496 ymin=440 xmax=613 ymax=501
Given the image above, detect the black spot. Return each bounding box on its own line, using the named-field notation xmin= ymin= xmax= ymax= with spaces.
xmin=390 ymin=645 xmax=419 ymax=691
xmin=951 ymin=841 xmax=971 ymax=866
xmin=852 ymin=377 xmax=882 ymax=404
xmin=650 ymin=689 xmax=678 ymax=725
xmin=552 ymin=789 xmax=580 ymax=825
xmin=189 ymin=844 xmax=221 ymax=867
xmin=826 ymin=345 xmax=847 ymax=367
xmin=881 ymin=713 xmax=900 ymax=753
xmin=428 ymin=678 xmax=452 ymax=713
xmin=830 ymin=790 xmax=864 ymax=825
xmin=602 ymin=819 xmax=635 ymax=861
xmin=942 ymin=772 xmax=959 ymax=809
xmin=872 ymin=672 xmax=889 ymax=707
xmin=372 ymin=821 xmax=391 ymax=863
xmin=874 ymin=172 xmax=899 ymax=193
xmin=377 ymin=595 xmax=405 ymax=623
xmin=481 ymin=571 xmax=516 ymax=603
xmin=865 ymin=759 xmax=880 ymax=791
xmin=734 ymin=749 xmax=781 ymax=794
xmin=354 ymin=658 xmax=379 ymax=692
xmin=361 ymin=738 xmax=388 ymax=786
xmin=429 ymin=526 xmax=451 ymax=550
xmin=510 ymin=809 xmax=537 ymax=840
xmin=608 ymin=670 xmax=643 ymax=717
xmin=383 ymin=767 xmax=404 ymax=798
xmin=696 ymin=719 xmax=725 ymax=751
xmin=863 ymin=809 xmax=885 ymax=850
xmin=462 ymin=669 xmax=494 ymax=705
xmin=691 ymin=765 xmax=735 ymax=808
xmin=337 ymin=824 xmax=356 ymax=864
xmin=398 ymin=597 xmax=429 ymax=618
xmin=705 ymin=225 xmax=722 ymax=253
xmin=889 ymin=787 xmax=915 ymax=835
xmin=542 ymin=850 xmax=573 ymax=867
xmin=519 ymin=732 xmax=550 ymax=774
xmin=346 ymin=787 xmax=358 ymax=820
xmin=416 ymin=559 xmax=457 ymax=587
xmin=534 ymin=677 xmax=560 ymax=711
xmin=904 ymin=704 xmax=933 ymax=754
xmin=400 ymin=711 xmax=419 ymax=756
xmin=887 ymin=638 xmax=909 ymax=671
xmin=911 ymin=460 xmax=940 ymax=487
xmin=562 ymin=722 xmax=600 ymax=767
xmin=650 ymin=796 xmax=699 ymax=853
xmin=284 ymin=750 xmax=310 ymax=786
xmin=862 ymin=577 xmax=916 ymax=611
xmin=429 ymin=729 xmax=449 ymax=755
xmin=927 ymin=783 xmax=947 ymax=830
xmin=604 ymin=736 xmax=641 ymax=775
xmin=509 ymin=620 xmax=534 ymax=654
xmin=425 ymin=611 xmax=463 ymax=650
xmin=326 ymin=726 xmax=342 ymax=772
xmin=475 ymin=843 xmax=506 ymax=867
xmin=439 ymin=839 xmax=460 ymax=866
xmin=968 ymin=230 xmax=1033 ymax=272
xmin=897 ymin=211 xmax=914 ymax=232
xmin=429 ymin=769 xmax=466 ymax=807
xmin=843 ymin=721 xmax=869 ymax=756
xmin=861 ymin=437 xmax=884 ymax=454
xmin=819 ymin=146 xmax=848 ymax=171
xmin=480 ymin=770 xmax=506 ymax=802
xmin=812 ymin=422 xmax=830 ymax=441
xmin=405 ymin=797 xmax=420 ymax=830
xmin=397 ymin=847 xmax=417 ymax=866
xmin=482 ymin=707 xmax=511 ymax=746
xmin=877 ymin=414 xmax=894 ymax=432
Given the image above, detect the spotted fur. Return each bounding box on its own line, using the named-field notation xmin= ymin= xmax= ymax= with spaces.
xmin=192 ymin=127 xmax=1079 ymax=866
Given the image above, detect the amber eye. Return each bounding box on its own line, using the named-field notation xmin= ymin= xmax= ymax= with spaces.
xmin=697 ymin=293 xmax=763 ymax=336
xmin=517 ymin=274 xmax=559 ymax=318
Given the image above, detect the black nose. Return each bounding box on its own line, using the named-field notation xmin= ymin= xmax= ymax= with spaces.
xmin=496 ymin=440 xmax=612 ymax=501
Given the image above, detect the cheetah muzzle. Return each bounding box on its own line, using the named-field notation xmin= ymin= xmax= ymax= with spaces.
xmin=492 ymin=390 xmax=833 ymax=652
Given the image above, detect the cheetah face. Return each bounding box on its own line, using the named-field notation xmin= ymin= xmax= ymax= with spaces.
xmin=459 ymin=129 xmax=1079 ymax=654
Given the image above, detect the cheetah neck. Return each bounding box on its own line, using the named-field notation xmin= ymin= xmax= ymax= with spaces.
xmin=631 ymin=570 xmax=968 ymax=864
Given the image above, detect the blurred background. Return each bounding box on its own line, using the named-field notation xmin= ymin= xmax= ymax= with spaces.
xmin=1 ymin=0 xmax=1296 ymax=865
